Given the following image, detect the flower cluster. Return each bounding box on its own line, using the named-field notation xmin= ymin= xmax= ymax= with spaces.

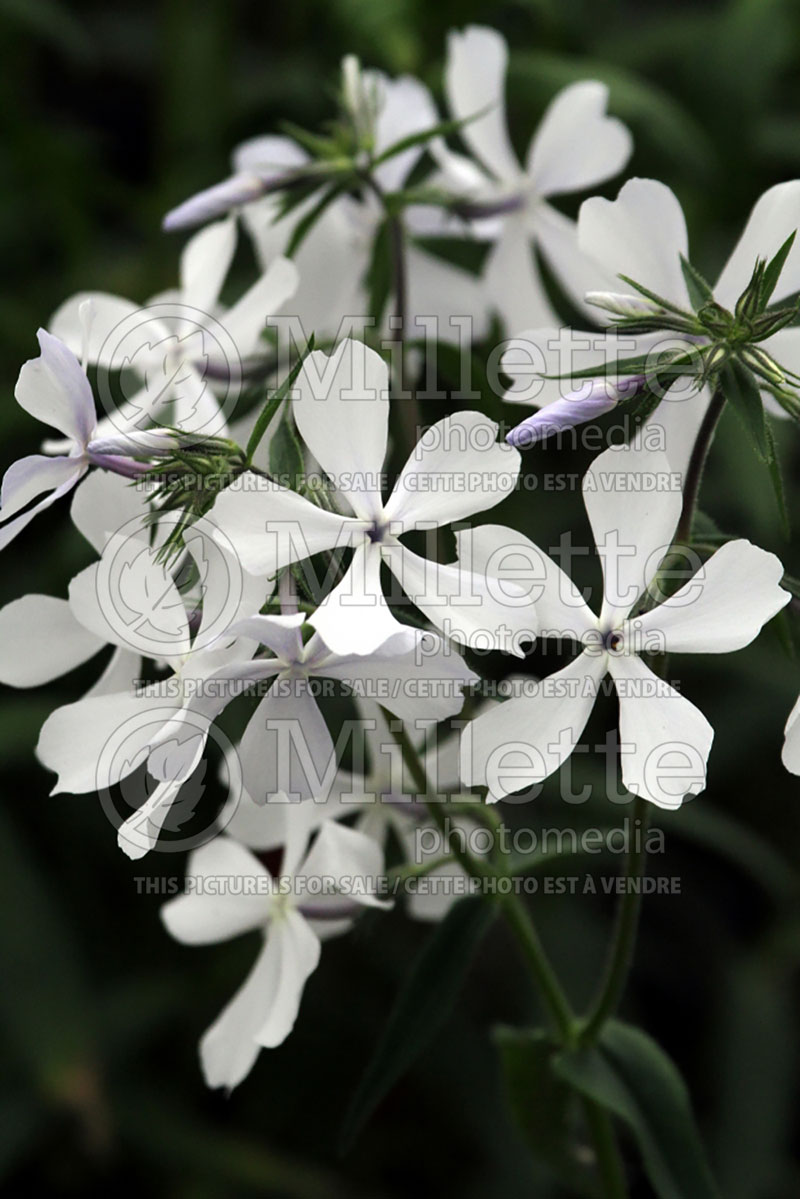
xmin=2 ymin=23 xmax=799 ymax=1120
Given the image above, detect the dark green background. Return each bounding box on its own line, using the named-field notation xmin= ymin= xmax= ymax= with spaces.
xmin=1 ymin=0 xmax=799 ymax=1194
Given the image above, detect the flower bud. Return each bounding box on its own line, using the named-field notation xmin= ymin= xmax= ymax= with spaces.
xmin=163 ymin=172 xmax=287 ymax=232
xmin=585 ymin=292 xmax=664 ymax=319
xmin=505 ymin=377 xmax=643 ymax=449
xmin=741 ymin=346 xmax=785 ymax=385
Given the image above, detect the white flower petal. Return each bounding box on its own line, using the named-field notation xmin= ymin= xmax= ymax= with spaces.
xmin=461 ymin=650 xmax=607 ymax=801
xmin=232 ymin=134 xmax=309 ymax=174
xmin=161 ymin=837 xmax=272 ymax=944
xmin=36 ymin=689 xmax=174 ymax=794
xmin=640 ymin=377 xmax=713 ymax=485
xmin=535 ymin=202 xmax=620 ymax=320
xmin=49 ymin=293 xmax=152 ymax=370
xmin=782 ymin=694 xmax=800 ymax=775
xmin=239 ymin=678 xmax=336 ymax=804
xmin=372 ymin=72 xmax=439 ymax=193
xmin=0 ymin=453 xmax=86 ymax=526
xmin=578 ymin=178 xmax=690 ymax=310
xmin=293 ymin=339 xmax=389 ymax=520
xmin=199 ymin=937 xmax=272 ymax=1089
xmin=179 ymin=217 xmax=237 ymax=313
xmin=444 ymin=25 xmax=520 ymax=182
xmin=14 ymin=330 xmax=95 ymax=446
xmin=714 ymin=181 xmax=800 ymax=309
xmin=85 ymin=646 xmax=142 ymax=698
xmin=70 ymin=469 xmax=150 ymax=554
xmin=220 ymin=256 xmax=299 ymax=359
xmin=384 ymin=411 xmax=519 ymax=530
xmin=483 ymin=214 xmax=557 ymax=335
xmin=319 ymin=631 xmax=478 ymax=725
xmin=608 ymin=652 xmax=713 ymax=809
xmin=381 ymin=541 xmax=537 ymax=656
xmin=253 ymin=909 xmax=321 ymax=1049
xmin=403 ymin=244 xmax=490 ymax=343
xmin=68 ymin=535 xmax=191 ymax=658
xmin=526 ymin=81 xmax=632 ymax=198
xmin=309 ymin=542 xmax=409 ymax=658
xmin=454 ymin=524 xmax=597 ymax=641
xmin=631 ymin=539 xmax=789 ymax=654
xmin=583 ymin=444 xmax=682 ymax=627
xmin=199 ymin=913 xmax=320 ymax=1086
xmin=297 ymin=821 xmax=388 ymax=908
xmin=230 ymin=612 xmax=305 ymax=663
xmin=211 ymin=474 xmax=367 ymax=577
xmin=117 ymin=772 xmax=189 ymax=860
xmin=0 ymin=595 xmax=103 ymax=687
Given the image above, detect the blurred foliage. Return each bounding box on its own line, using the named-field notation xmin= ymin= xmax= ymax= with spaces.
xmin=1 ymin=0 xmax=800 ymax=1194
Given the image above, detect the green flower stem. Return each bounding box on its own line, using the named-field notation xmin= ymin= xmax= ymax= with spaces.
xmin=384 ymin=716 xmax=634 ymax=1191
xmin=580 ymin=794 xmax=650 ymax=1044
xmin=584 ymin=1101 xmax=628 ymax=1198
xmin=384 ymin=713 xmax=577 ymax=1048
xmin=364 ymin=175 xmax=422 ymax=458
xmin=675 ymin=385 xmax=727 ymax=545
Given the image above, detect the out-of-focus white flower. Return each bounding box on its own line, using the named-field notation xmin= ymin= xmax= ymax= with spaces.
xmin=212 ymin=338 xmax=536 ymax=656
xmin=462 ymin=444 xmax=790 ymax=808
xmin=434 ymin=25 xmax=632 ymax=333
xmin=162 ymin=817 xmax=389 ymax=1090
xmin=50 ymin=224 xmax=298 ymax=440
xmin=503 ymin=177 xmax=800 ymax=477
xmin=167 ymin=61 xmax=490 ymax=344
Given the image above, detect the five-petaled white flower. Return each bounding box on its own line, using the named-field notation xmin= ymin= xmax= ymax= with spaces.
xmin=203 ymin=613 xmax=478 ymax=806
xmin=162 ymin=814 xmax=388 ymax=1090
xmin=433 ymin=24 xmax=632 ymax=334
xmin=50 ymin=224 xmax=298 ymax=441
xmin=461 ymin=444 xmax=790 ymax=808
xmin=212 ymin=338 xmax=536 ymax=657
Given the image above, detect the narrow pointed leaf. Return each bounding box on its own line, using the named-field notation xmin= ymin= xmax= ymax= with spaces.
xmin=495 ymin=1026 xmax=599 ymax=1195
xmin=554 ymin=1021 xmax=719 ymax=1199
xmin=340 ymin=896 xmax=496 ymax=1152
xmin=760 ymin=230 xmax=796 ymax=307
xmin=721 ymin=360 xmax=772 ymax=462
xmin=246 ymin=337 xmax=314 ymax=466
xmin=680 ymin=255 xmax=714 ymax=308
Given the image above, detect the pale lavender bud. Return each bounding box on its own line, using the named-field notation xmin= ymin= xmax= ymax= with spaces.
xmin=505 ymin=377 xmax=644 ymax=449
xmin=162 ymin=172 xmax=281 ymax=232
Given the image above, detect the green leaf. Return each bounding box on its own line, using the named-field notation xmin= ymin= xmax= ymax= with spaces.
xmin=680 ymin=255 xmax=715 ymax=308
xmin=495 ymin=1026 xmax=599 ymax=1195
xmin=554 ymin=1021 xmax=719 ymax=1199
xmin=364 ymin=217 xmax=393 ymax=325
xmin=246 ymin=337 xmax=314 ymax=466
xmin=617 ymin=273 xmax=694 ymax=318
xmin=764 ymin=422 xmax=790 ymax=536
xmin=269 ymin=405 xmax=305 ymax=490
xmin=722 ymin=359 xmax=772 ymax=462
xmin=370 ymin=109 xmax=491 ymax=171
xmin=340 ymin=896 xmax=496 ymax=1152
xmin=760 ymin=230 xmax=796 ymax=307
